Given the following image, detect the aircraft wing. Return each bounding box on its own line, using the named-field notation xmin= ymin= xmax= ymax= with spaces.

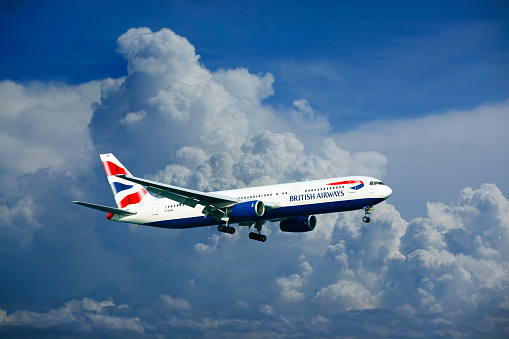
xmin=116 ymin=174 xmax=239 ymax=221
xmin=72 ymin=201 xmax=137 ymax=215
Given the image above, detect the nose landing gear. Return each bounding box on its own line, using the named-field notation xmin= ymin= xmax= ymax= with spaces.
xmin=362 ymin=205 xmax=373 ymax=223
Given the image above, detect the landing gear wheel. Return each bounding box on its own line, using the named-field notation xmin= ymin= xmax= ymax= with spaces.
xmin=218 ymin=225 xmax=235 ymax=234
xmin=362 ymin=205 xmax=373 ymax=223
xmin=249 ymin=232 xmax=266 ymax=242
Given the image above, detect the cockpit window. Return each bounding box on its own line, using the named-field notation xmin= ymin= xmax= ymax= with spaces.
xmin=378 ymin=181 xmax=385 ymax=185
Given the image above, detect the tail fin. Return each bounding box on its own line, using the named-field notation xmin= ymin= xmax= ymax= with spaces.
xmin=100 ymin=153 xmax=155 ymax=208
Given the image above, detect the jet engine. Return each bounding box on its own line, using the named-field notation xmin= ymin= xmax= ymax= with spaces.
xmin=279 ymin=215 xmax=317 ymax=232
xmin=227 ymin=200 xmax=265 ymax=219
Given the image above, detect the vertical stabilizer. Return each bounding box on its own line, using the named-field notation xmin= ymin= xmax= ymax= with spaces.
xmin=100 ymin=153 xmax=155 ymax=208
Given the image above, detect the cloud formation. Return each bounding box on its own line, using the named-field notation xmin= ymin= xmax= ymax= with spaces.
xmin=89 ymin=28 xmax=379 ymax=188
xmin=1 ymin=183 xmax=507 ymax=337
xmin=334 ymin=99 xmax=509 ymax=219
xmin=0 ymin=297 xmax=145 ymax=334
xmin=0 ymin=80 xmax=100 ymax=187
xmin=0 ymin=27 xmax=507 ymax=337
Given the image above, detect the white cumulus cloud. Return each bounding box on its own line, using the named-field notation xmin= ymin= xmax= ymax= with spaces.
xmin=88 ymin=27 xmax=386 ymax=190
xmin=0 ymin=80 xmax=100 ymax=186
xmin=0 ymin=26 xmax=508 ymax=338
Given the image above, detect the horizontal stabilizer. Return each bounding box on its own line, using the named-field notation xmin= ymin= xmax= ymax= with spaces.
xmin=72 ymin=201 xmax=137 ymax=216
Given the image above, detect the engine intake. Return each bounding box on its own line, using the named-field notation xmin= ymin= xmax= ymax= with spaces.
xmin=228 ymin=200 xmax=265 ymax=219
xmin=280 ymin=215 xmax=317 ymax=232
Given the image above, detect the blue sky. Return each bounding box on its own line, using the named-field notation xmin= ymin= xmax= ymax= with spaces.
xmin=1 ymin=1 xmax=508 ymax=337
xmin=2 ymin=1 xmax=508 ymax=124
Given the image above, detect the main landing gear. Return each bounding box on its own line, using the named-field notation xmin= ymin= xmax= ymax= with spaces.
xmin=249 ymin=221 xmax=267 ymax=242
xmin=249 ymin=232 xmax=266 ymax=242
xmin=217 ymin=224 xmax=235 ymax=234
xmin=362 ymin=205 xmax=373 ymax=223
xmin=217 ymin=221 xmax=267 ymax=242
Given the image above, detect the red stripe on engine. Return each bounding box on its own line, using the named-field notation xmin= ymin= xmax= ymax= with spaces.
xmin=106 ymin=213 xmax=114 ymax=220
xmin=327 ymin=180 xmax=363 ymax=186
xmin=102 ymin=161 xmax=128 ymax=177
xmin=118 ymin=189 xmax=147 ymax=208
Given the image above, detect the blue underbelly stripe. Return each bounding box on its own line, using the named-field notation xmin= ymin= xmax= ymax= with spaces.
xmin=143 ymin=197 xmax=384 ymax=229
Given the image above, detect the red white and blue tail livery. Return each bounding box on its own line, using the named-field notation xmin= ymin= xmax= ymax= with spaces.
xmin=73 ymin=153 xmax=392 ymax=242
xmin=100 ymin=153 xmax=156 ymax=210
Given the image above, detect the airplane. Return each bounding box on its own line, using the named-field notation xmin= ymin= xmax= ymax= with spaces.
xmin=73 ymin=153 xmax=392 ymax=242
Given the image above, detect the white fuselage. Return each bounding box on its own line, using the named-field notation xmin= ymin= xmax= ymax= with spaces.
xmin=110 ymin=176 xmax=392 ymax=229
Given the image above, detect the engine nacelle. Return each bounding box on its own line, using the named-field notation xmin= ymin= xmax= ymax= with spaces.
xmin=227 ymin=200 xmax=265 ymax=219
xmin=280 ymin=215 xmax=317 ymax=232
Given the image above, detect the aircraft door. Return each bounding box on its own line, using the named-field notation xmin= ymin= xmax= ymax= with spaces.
xmin=152 ymin=203 xmax=159 ymax=216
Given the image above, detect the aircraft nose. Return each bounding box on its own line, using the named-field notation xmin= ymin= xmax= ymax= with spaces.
xmin=384 ymin=185 xmax=393 ymax=199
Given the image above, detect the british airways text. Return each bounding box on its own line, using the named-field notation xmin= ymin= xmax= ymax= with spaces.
xmin=290 ymin=190 xmax=344 ymax=202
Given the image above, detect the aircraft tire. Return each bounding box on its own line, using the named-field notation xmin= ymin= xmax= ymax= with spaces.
xmin=363 ymin=216 xmax=370 ymax=223
xmin=218 ymin=225 xmax=235 ymax=234
xmin=249 ymin=232 xmax=266 ymax=242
